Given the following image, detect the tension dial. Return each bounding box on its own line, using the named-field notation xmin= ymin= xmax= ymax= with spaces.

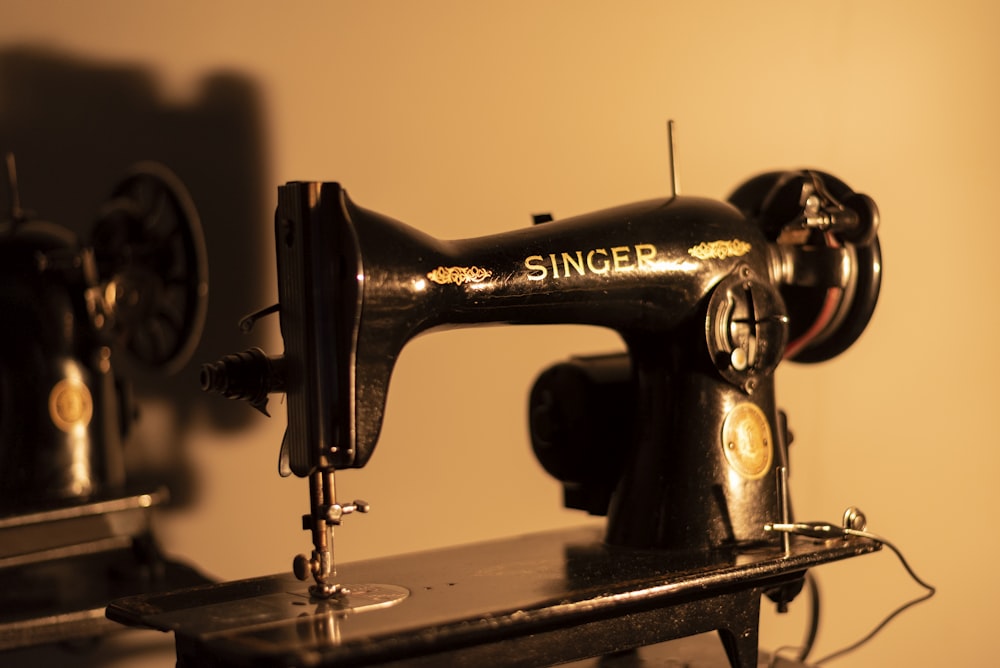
xmin=706 ymin=266 xmax=788 ymax=393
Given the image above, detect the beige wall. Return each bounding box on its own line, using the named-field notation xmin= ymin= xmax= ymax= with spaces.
xmin=2 ymin=1 xmax=993 ymax=665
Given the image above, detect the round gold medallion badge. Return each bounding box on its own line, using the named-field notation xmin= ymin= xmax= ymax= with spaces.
xmin=721 ymin=403 xmax=772 ymax=480
xmin=49 ymin=379 xmax=94 ymax=432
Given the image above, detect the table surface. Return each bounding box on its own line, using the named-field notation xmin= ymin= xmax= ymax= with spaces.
xmin=108 ymin=525 xmax=878 ymax=667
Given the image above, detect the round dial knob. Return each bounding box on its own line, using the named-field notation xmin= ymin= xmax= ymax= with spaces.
xmin=706 ymin=266 xmax=788 ymax=393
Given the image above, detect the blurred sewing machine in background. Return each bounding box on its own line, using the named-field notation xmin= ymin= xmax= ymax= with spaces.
xmin=109 ymin=129 xmax=888 ymax=667
xmin=0 ymin=155 xmax=210 ymax=649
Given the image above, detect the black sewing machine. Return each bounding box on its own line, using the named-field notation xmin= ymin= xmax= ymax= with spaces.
xmin=0 ymin=155 xmax=210 ymax=649
xmin=108 ymin=137 xmax=883 ymax=666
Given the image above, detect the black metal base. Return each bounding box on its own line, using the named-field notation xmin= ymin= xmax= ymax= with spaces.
xmin=0 ymin=490 xmax=211 ymax=650
xmin=107 ymin=525 xmax=879 ymax=668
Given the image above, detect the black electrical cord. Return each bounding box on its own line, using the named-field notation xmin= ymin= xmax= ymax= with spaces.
xmin=798 ymin=571 xmax=821 ymax=662
xmin=766 ymin=525 xmax=936 ymax=666
xmin=812 ymin=528 xmax=936 ymax=665
xmin=768 ymin=572 xmax=820 ymax=667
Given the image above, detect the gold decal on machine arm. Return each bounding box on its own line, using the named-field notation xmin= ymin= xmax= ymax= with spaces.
xmin=635 ymin=243 xmax=657 ymax=269
xmin=525 ymin=243 xmax=659 ymax=281
xmin=688 ymin=239 xmax=752 ymax=260
xmin=427 ymin=266 xmax=493 ymax=285
xmin=524 ymin=255 xmax=547 ymax=280
xmin=611 ymin=246 xmax=633 ymax=271
xmin=561 ymin=251 xmax=585 ymax=276
xmin=586 ymin=249 xmax=609 ymax=274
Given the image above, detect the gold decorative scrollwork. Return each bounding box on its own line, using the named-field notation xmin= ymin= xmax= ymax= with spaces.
xmin=688 ymin=239 xmax=752 ymax=260
xmin=427 ymin=265 xmax=493 ymax=285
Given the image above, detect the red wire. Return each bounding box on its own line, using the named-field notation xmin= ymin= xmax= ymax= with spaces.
xmin=783 ymin=233 xmax=843 ymax=360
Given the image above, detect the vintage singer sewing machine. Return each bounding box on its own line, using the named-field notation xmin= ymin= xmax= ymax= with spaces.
xmin=0 ymin=155 xmax=211 ymax=649
xmin=109 ymin=147 xmax=883 ymax=666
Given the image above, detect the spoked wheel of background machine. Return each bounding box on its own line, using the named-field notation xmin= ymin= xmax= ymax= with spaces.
xmin=90 ymin=163 xmax=208 ymax=374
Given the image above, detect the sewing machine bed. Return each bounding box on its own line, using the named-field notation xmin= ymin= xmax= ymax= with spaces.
xmin=0 ymin=490 xmax=210 ymax=650
xmin=107 ymin=525 xmax=878 ymax=667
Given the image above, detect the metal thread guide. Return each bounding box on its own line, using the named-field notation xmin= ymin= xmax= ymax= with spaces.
xmin=667 ymin=119 xmax=680 ymax=198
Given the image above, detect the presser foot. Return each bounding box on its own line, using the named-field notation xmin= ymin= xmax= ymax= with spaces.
xmin=293 ymin=551 xmax=351 ymax=600
xmin=309 ymin=581 xmax=349 ymax=600
xmin=294 ymin=471 xmax=370 ymax=600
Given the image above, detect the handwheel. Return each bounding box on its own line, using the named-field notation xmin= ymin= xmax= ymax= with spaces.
xmin=90 ymin=163 xmax=208 ymax=374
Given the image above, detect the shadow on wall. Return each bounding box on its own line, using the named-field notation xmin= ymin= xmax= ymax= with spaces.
xmin=0 ymin=45 xmax=271 ymax=507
